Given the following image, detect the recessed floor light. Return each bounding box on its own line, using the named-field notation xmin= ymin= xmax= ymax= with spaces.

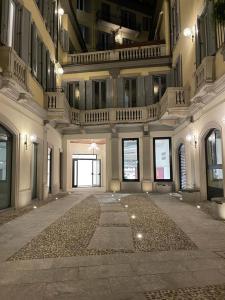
xmin=33 ymin=206 xmax=37 ymax=209
xmin=136 ymin=233 xmax=143 ymax=239
xmin=131 ymin=215 xmax=136 ymax=219
xmin=56 ymin=197 xmax=58 ymax=200
xmin=125 ymin=204 xmax=128 ymax=208
xmin=197 ymin=205 xmax=201 ymax=209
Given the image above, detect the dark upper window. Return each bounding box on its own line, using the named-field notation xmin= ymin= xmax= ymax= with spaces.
xmin=124 ymin=78 xmax=137 ymax=107
xmin=152 ymin=75 xmax=167 ymax=103
xmin=195 ymin=1 xmax=216 ymax=66
xmin=101 ymin=2 xmax=110 ymax=21
xmin=67 ymin=82 xmax=80 ymax=109
xmin=122 ymin=138 xmax=139 ymax=181
xmin=80 ymin=24 xmax=90 ymax=44
xmin=121 ymin=10 xmax=136 ymax=30
xmin=93 ymin=80 xmax=106 ymax=109
xmin=153 ymin=138 xmax=172 ymax=181
xmin=77 ymin=0 xmax=84 ymax=11
xmin=143 ymin=16 xmax=150 ymax=31
xmin=170 ymin=0 xmax=180 ymax=48
xmin=97 ymin=31 xmax=113 ymax=50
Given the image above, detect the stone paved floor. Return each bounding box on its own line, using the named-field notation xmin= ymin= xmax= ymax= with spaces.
xmin=0 ymin=192 xmax=225 ymax=299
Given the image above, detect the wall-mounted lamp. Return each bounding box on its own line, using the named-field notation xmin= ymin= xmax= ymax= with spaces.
xmin=186 ymin=134 xmax=198 ymax=148
xmin=183 ymin=27 xmax=195 ymax=42
xmin=58 ymin=8 xmax=64 ymax=16
xmin=56 ymin=66 xmax=64 ymax=75
xmin=23 ymin=134 xmax=38 ymax=150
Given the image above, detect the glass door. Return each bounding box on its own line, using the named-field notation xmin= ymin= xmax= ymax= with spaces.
xmin=0 ymin=125 xmax=12 ymax=210
xmin=78 ymin=160 xmax=93 ymax=187
xmin=92 ymin=159 xmax=101 ymax=187
xmin=205 ymin=129 xmax=224 ymax=200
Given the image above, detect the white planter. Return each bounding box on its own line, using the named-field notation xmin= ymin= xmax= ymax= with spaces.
xmin=212 ymin=198 xmax=225 ymax=220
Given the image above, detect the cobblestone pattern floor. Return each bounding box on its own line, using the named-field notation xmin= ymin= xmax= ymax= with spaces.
xmin=145 ymin=284 xmax=225 ymax=300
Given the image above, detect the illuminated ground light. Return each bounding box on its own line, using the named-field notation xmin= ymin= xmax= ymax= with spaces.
xmin=136 ymin=233 xmax=143 ymax=239
xmin=179 ymin=198 xmax=183 ymax=201
xmin=33 ymin=206 xmax=37 ymax=209
xmin=118 ymin=198 xmax=121 ymax=202
xmin=124 ymin=204 xmax=128 ymax=208
xmin=112 ymin=194 xmax=114 ymax=197
xmin=131 ymin=215 xmax=136 ymax=219
xmin=197 ymin=205 xmax=201 ymax=209
xmin=55 ymin=197 xmax=58 ymax=200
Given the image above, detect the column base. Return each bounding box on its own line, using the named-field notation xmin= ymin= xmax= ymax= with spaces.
xmin=142 ymin=180 xmax=153 ymax=192
xmin=110 ymin=179 xmax=121 ymax=192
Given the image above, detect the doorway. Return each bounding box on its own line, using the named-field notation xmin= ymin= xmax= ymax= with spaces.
xmin=0 ymin=124 xmax=12 ymax=210
xmin=47 ymin=147 xmax=52 ymax=193
xmin=31 ymin=143 xmax=38 ymax=199
xmin=178 ymin=144 xmax=187 ymax=190
xmin=205 ymin=129 xmax=224 ymax=200
xmin=72 ymin=154 xmax=101 ymax=188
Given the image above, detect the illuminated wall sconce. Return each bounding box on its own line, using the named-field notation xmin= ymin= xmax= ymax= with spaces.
xmin=58 ymin=8 xmax=64 ymax=16
xmin=183 ymin=27 xmax=195 ymax=42
xmin=23 ymin=134 xmax=37 ymax=150
xmin=186 ymin=134 xmax=198 ymax=148
xmin=89 ymin=142 xmax=99 ymax=154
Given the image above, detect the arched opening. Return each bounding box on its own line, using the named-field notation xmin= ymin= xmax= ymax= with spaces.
xmin=205 ymin=128 xmax=224 ymax=200
xmin=178 ymin=144 xmax=187 ymax=190
xmin=0 ymin=124 xmax=13 ymax=209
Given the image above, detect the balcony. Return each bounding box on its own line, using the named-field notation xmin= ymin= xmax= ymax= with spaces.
xmin=69 ymin=44 xmax=167 ymax=65
xmin=0 ymin=46 xmax=28 ymax=91
xmin=160 ymin=87 xmax=190 ymax=118
xmin=44 ymin=91 xmax=71 ymax=124
xmin=71 ymin=105 xmax=159 ymax=126
xmin=195 ymin=56 xmax=215 ymax=92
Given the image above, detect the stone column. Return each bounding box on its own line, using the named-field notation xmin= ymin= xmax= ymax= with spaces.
xmin=142 ymin=133 xmax=153 ymax=192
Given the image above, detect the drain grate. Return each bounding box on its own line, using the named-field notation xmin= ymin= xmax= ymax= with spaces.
xmin=145 ymin=284 xmax=225 ymax=300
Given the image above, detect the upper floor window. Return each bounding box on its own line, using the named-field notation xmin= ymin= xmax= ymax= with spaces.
xmin=67 ymin=82 xmax=80 ymax=109
xmin=121 ymin=10 xmax=136 ymax=30
xmin=173 ymin=56 xmax=183 ymax=87
xmin=97 ymin=31 xmax=113 ymax=50
xmin=143 ymin=16 xmax=150 ymax=31
xmin=77 ymin=0 xmax=84 ymax=11
xmin=195 ymin=1 xmax=216 ymax=66
xmin=7 ymin=0 xmax=15 ymax=47
xmin=170 ymin=0 xmax=180 ymax=48
xmin=77 ymin=0 xmax=90 ymax=12
xmin=80 ymin=24 xmax=90 ymax=44
xmin=124 ymin=78 xmax=137 ymax=107
xmin=101 ymin=2 xmax=110 ymax=21
xmin=153 ymin=75 xmax=167 ymax=103
xmin=93 ymin=80 xmax=106 ymax=109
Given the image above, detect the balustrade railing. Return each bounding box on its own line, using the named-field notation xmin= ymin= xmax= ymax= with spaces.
xmin=160 ymin=87 xmax=189 ymax=117
xmin=0 ymin=46 xmax=27 ymax=90
xmin=69 ymin=44 xmax=166 ymax=65
xmin=195 ymin=56 xmax=215 ymax=91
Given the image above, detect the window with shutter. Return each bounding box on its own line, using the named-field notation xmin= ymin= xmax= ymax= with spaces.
xmin=152 ymin=75 xmax=167 ymax=103
xmin=123 ymin=78 xmax=137 ymax=108
xmin=170 ymin=0 xmax=180 ymax=48
xmin=37 ymin=36 xmax=42 ymax=84
xmin=19 ymin=6 xmax=31 ymax=65
xmin=31 ymin=23 xmax=37 ymax=76
xmin=41 ymin=44 xmax=47 ymax=91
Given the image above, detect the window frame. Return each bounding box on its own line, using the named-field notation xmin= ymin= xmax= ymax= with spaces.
xmin=123 ymin=78 xmax=137 ymax=107
xmin=122 ymin=138 xmax=140 ymax=182
xmin=153 ymin=137 xmax=173 ymax=182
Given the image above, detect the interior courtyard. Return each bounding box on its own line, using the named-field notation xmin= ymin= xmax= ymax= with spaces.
xmin=1 ymin=0 xmax=225 ymax=299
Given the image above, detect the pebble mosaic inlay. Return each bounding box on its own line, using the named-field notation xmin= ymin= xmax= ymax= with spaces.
xmin=145 ymin=284 xmax=225 ymax=300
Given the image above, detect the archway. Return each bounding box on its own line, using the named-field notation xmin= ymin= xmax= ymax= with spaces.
xmin=0 ymin=124 xmax=13 ymax=209
xmin=178 ymin=144 xmax=187 ymax=190
xmin=205 ymin=128 xmax=224 ymax=200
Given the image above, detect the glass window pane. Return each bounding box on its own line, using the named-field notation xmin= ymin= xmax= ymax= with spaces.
xmin=154 ymin=138 xmax=171 ymax=180
xmin=0 ymin=142 xmax=7 ymax=181
xmin=123 ymin=139 xmax=139 ymax=180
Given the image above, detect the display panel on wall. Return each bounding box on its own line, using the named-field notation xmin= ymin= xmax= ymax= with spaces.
xmin=153 ymin=138 xmax=172 ymax=181
xmin=122 ymin=138 xmax=139 ymax=181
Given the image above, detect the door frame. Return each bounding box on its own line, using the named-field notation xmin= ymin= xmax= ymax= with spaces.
xmin=205 ymin=128 xmax=224 ymax=200
xmin=72 ymin=158 xmax=101 ymax=188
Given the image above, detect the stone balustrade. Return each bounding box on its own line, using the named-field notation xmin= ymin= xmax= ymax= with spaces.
xmin=195 ymin=56 xmax=215 ymax=91
xmin=45 ymin=88 xmax=189 ymax=126
xmin=0 ymin=46 xmax=27 ymax=90
xmin=160 ymin=87 xmax=190 ymax=117
xmin=69 ymin=44 xmax=166 ymax=65
xmin=45 ymin=91 xmax=71 ymax=124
